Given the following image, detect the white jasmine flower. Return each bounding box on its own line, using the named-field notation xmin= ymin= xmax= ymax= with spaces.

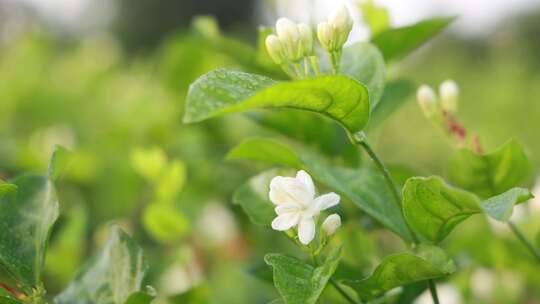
xmin=415 ymin=283 xmax=462 ymax=304
xmin=275 ymin=17 xmax=302 ymax=61
xmin=417 ymin=84 xmax=438 ymax=118
xmin=269 ymin=170 xmax=340 ymax=245
xmin=439 ymin=80 xmax=459 ymax=113
xmin=322 ymin=213 xmax=341 ymax=236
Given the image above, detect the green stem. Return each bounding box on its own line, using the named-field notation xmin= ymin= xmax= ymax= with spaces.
xmin=508 ymin=221 xmax=540 ymax=263
xmin=330 ymin=278 xmax=361 ymax=304
xmin=351 ymin=132 xmax=419 ymax=243
xmin=427 ymin=280 xmax=440 ymax=304
xmin=351 ymin=132 xmax=442 ymax=304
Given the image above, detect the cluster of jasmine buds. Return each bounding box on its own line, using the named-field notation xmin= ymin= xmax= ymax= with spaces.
xmin=265 ymin=18 xmax=319 ymax=79
xmin=417 ymin=80 xmax=470 ymax=148
xmin=417 ymin=80 xmax=460 ymax=118
xmin=317 ymin=6 xmax=353 ymax=74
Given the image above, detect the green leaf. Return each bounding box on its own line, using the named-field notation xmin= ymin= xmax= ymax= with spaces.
xmin=48 ymin=145 xmax=71 ymax=181
xmin=265 ymin=246 xmax=342 ymax=304
xmin=0 ymin=295 xmax=23 ymax=304
xmin=227 ymin=137 xmax=302 ymax=168
xmin=360 ymin=0 xmax=390 ymax=36
xmin=340 ymin=42 xmax=386 ymax=108
xmin=228 ymin=138 xmax=413 ymax=241
xmin=0 ymin=175 xmax=59 ymax=292
xmin=481 ymin=187 xmax=534 ymax=222
xmin=45 ymin=204 xmax=88 ymax=286
xmin=124 ymin=290 xmax=155 ymax=304
xmin=403 ymin=176 xmax=482 ymax=243
xmin=184 ymin=69 xmax=370 ymax=133
xmin=369 ymin=79 xmax=415 ymax=128
xmin=346 ymin=244 xmax=455 ymax=299
xmin=55 ymin=225 xmax=148 ymax=304
xmin=372 ymin=17 xmax=455 ymax=61
xmin=448 ymin=140 xmax=529 ymax=198
xmin=232 ymin=169 xmax=290 ymax=226
xmin=142 ymin=203 xmax=190 ymax=242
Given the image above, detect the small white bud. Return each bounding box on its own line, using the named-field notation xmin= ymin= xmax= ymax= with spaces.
xmin=439 ymin=80 xmax=459 ymax=113
xmin=276 ymin=18 xmax=300 ymax=46
xmin=265 ymin=34 xmax=286 ymax=64
xmin=298 ymin=23 xmax=313 ymax=56
xmin=322 ymin=214 xmax=341 ymax=236
xmin=317 ymin=21 xmax=332 ymax=51
xmin=328 ymin=5 xmax=353 ymax=36
xmin=417 ymin=85 xmax=438 ymax=117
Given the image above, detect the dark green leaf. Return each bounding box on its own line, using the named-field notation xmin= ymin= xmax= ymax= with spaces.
xmin=369 ymin=79 xmax=415 ymax=128
xmin=184 ymin=69 xmax=370 ymax=133
xmin=372 ymin=17 xmax=455 ymax=61
xmin=55 ymin=225 xmax=148 ymax=304
xmin=448 ymin=140 xmax=529 ymax=198
xmin=228 ymin=138 xmax=413 ymax=241
xmin=481 ymin=187 xmax=534 ymax=222
xmin=0 ymin=175 xmax=59 ymax=292
xmin=346 ymin=245 xmax=455 ymax=299
xmin=265 ymin=246 xmax=342 ymax=304
xmin=340 ymin=42 xmax=386 ymax=108
xmin=403 ymin=176 xmax=481 ymax=243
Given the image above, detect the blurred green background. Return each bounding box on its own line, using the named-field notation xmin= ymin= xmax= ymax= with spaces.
xmin=1 ymin=0 xmax=539 ymax=303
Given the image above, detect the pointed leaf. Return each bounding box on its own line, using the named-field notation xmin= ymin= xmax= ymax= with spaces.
xmin=372 ymin=17 xmax=455 ymax=61
xmin=448 ymin=140 xmax=529 ymax=198
xmin=481 ymin=187 xmax=534 ymax=222
xmin=228 ymin=138 xmax=413 ymax=241
xmin=184 ymin=69 xmax=370 ymax=133
xmin=48 ymin=145 xmax=71 ymax=182
xmin=346 ymin=245 xmax=455 ymax=299
xmin=0 ymin=176 xmax=59 ymax=292
xmin=124 ymin=290 xmax=155 ymax=304
xmin=403 ymin=176 xmax=482 ymax=243
xmin=55 ymin=225 xmax=148 ymax=304
xmin=265 ymin=246 xmax=342 ymax=304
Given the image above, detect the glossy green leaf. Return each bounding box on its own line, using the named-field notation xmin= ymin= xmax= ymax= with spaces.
xmin=228 ymin=138 xmax=413 ymax=241
xmin=448 ymin=140 xmax=529 ymax=198
xmin=184 ymin=69 xmax=370 ymax=133
xmin=403 ymin=176 xmax=482 ymax=243
xmin=340 ymin=42 xmax=386 ymax=108
xmin=369 ymin=79 xmax=415 ymax=128
xmin=372 ymin=17 xmax=455 ymax=61
xmin=346 ymin=245 xmax=455 ymax=299
xmin=232 ymin=169 xmax=289 ymax=226
xmin=55 ymin=225 xmax=148 ymax=304
xmin=0 ymin=175 xmax=59 ymax=292
xmin=265 ymin=246 xmax=342 ymax=304
xmin=481 ymin=187 xmax=534 ymax=222
xmin=142 ymin=203 xmax=190 ymax=242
